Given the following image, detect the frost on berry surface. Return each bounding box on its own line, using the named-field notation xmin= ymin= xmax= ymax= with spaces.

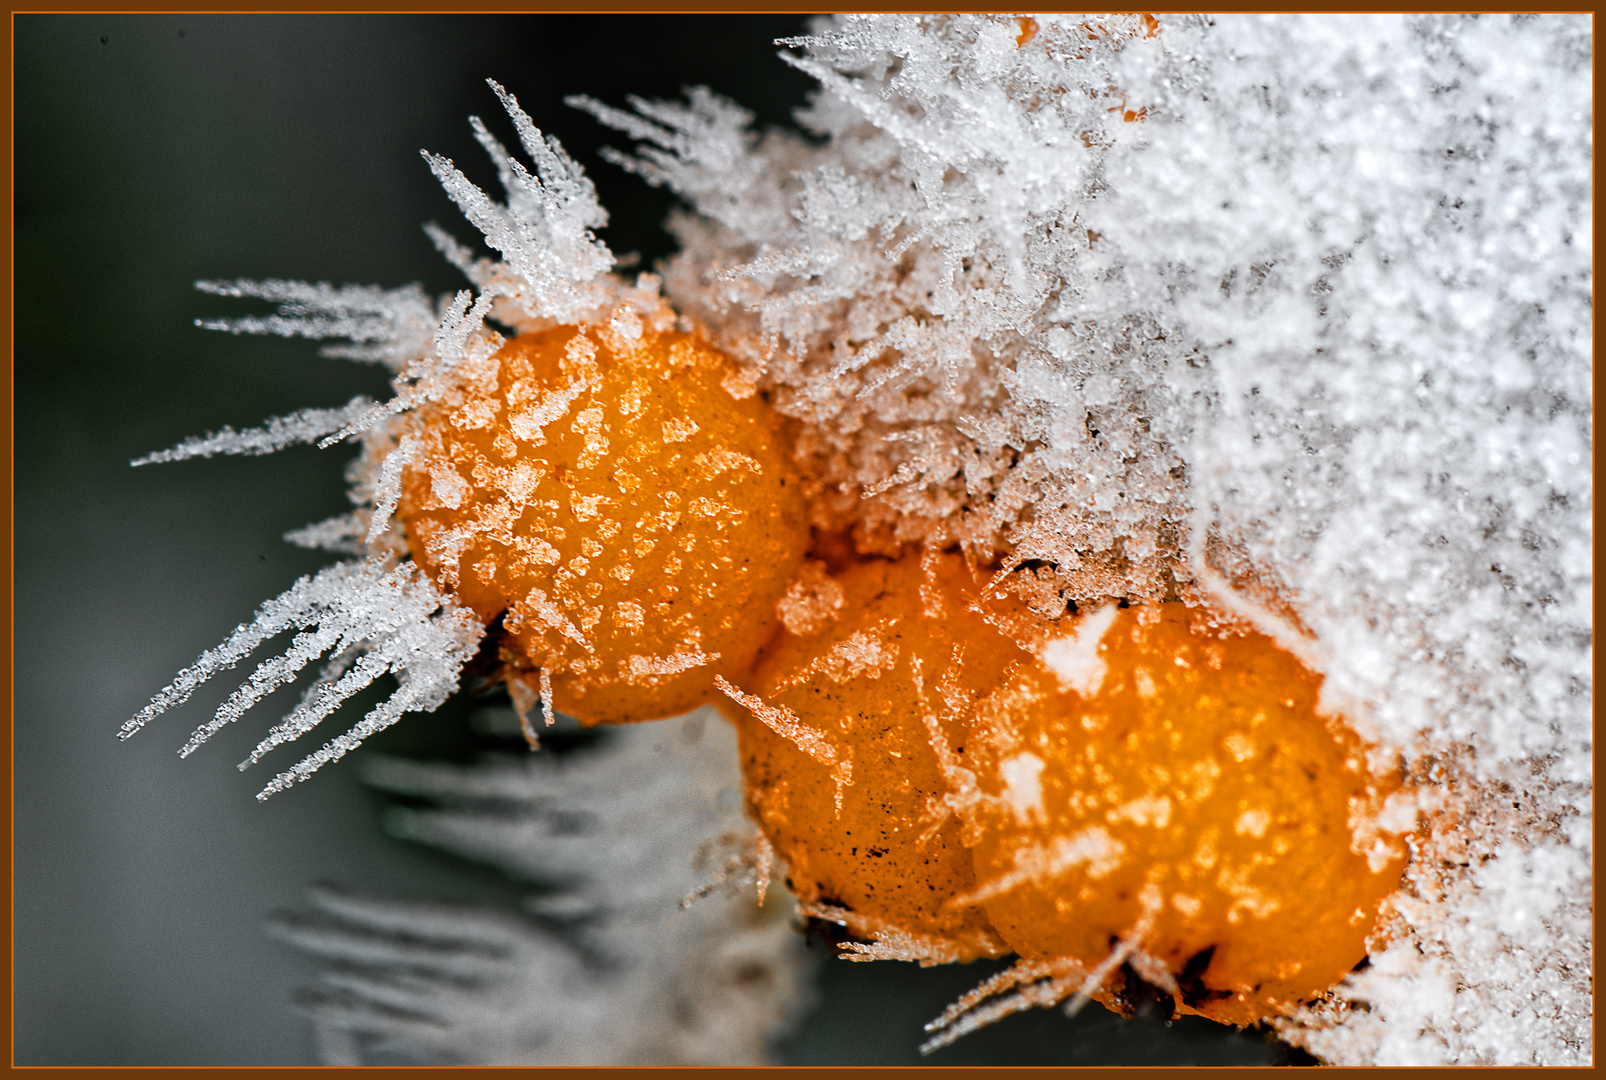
xmin=124 ymin=78 xmax=648 ymax=778
xmin=124 ymin=13 xmax=1591 ymax=1067
xmin=270 ymin=710 xmax=810 ymax=1066
xmin=582 ymin=13 xmax=1590 ymax=1065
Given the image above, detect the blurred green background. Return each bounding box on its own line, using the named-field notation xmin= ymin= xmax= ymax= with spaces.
xmin=13 ymin=14 xmax=1281 ymax=1065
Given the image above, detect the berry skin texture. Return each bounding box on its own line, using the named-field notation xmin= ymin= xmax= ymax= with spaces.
xmin=381 ymin=302 xmax=1407 ymax=1027
xmin=723 ymin=552 xmax=1037 ymax=962
xmin=962 ymin=602 xmax=1408 ymax=1025
xmin=395 ymin=318 xmax=810 ymax=726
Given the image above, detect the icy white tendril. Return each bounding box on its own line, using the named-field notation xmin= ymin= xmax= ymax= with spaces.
xmin=120 ymin=558 xmax=483 ymax=800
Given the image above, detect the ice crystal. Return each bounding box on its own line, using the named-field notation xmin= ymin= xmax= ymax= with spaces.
xmin=716 ymin=675 xmax=854 ymax=814
xmin=580 ymin=13 xmax=1591 ymax=1066
xmin=919 ymin=956 xmax=1090 ymax=1055
xmin=423 ymin=78 xmax=617 ymax=328
xmin=119 ymin=558 xmax=483 ymax=800
xmin=577 ymin=14 xmax=1192 ymax=599
xmin=270 ymin=709 xmax=810 ymax=1065
xmin=130 ymin=397 xmax=379 ymax=466
xmin=192 ymin=278 xmax=439 ymax=368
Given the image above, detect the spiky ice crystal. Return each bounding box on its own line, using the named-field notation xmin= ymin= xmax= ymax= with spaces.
xmin=117 ymin=558 xmax=484 ymax=800
xmin=126 ymin=14 xmax=1590 ymax=1066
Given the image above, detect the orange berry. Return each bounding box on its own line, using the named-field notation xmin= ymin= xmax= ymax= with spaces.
xmin=721 ymin=552 xmax=1038 ymax=962
xmin=394 ymin=317 xmax=810 ymax=726
xmin=961 ymin=602 xmax=1407 ymax=1024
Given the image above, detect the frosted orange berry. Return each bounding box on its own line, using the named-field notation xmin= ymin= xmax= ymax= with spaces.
xmin=962 ymin=602 xmax=1407 ymax=1025
xmin=722 ymin=552 xmax=1040 ymax=961
xmin=394 ymin=318 xmax=809 ymax=726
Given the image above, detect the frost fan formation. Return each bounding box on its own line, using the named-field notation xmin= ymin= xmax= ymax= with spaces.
xmin=125 ymin=15 xmax=1589 ymax=1067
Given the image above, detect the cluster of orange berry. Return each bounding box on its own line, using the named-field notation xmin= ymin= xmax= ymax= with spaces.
xmin=389 ymin=300 xmax=1408 ymax=1027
